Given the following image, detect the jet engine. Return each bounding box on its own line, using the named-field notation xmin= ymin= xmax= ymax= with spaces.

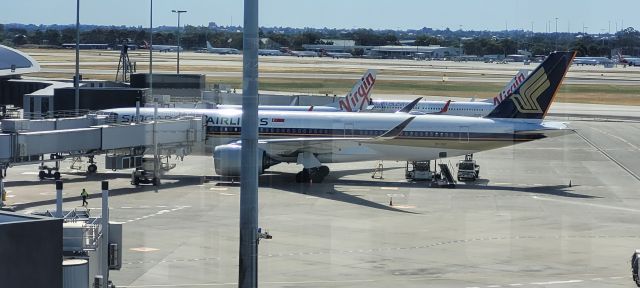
xmin=213 ymin=144 xmax=279 ymax=176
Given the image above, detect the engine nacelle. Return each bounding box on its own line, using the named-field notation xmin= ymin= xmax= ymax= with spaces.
xmin=213 ymin=144 xmax=279 ymax=176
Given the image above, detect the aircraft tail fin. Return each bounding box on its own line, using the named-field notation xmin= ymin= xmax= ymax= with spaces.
xmin=485 ymin=51 xmax=575 ymax=119
xmin=327 ymin=69 xmax=377 ymax=112
xmin=482 ymin=69 xmax=530 ymax=104
xmin=206 ymin=41 xmax=213 ymax=50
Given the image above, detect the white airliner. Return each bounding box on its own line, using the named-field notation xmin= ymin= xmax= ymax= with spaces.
xmin=289 ymin=50 xmax=318 ymax=57
xmin=325 ymin=52 xmax=353 ymax=59
xmin=205 ymin=41 xmax=240 ymax=54
xmin=618 ymin=52 xmax=640 ymax=66
xmin=104 ymin=51 xmax=576 ymax=183
xmin=258 ymin=49 xmax=286 ymax=56
xmin=365 ymin=69 xmax=529 ymax=117
xmin=216 ymin=69 xmax=377 ymax=112
xmin=142 ymin=41 xmax=182 ymax=52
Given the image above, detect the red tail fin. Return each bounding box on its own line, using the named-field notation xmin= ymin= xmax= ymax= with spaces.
xmin=332 ymin=70 xmax=377 ymax=112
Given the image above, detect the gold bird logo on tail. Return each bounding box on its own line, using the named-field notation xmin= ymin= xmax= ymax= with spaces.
xmin=511 ymin=68 xmax=550 ymax=113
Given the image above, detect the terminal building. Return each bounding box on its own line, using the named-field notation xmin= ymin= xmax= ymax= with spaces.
xmin=302 ymin=41 xmax=462 ymax=59
xmin=367 ymin=45 xmax=462 ymax=59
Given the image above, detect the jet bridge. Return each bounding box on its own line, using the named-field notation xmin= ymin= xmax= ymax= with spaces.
xmin=0 ymin=116 xmax=206 ymax=180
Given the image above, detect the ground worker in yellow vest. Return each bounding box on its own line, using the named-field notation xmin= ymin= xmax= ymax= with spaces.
xmin=81 ymin=188 xmax=89 ymax=206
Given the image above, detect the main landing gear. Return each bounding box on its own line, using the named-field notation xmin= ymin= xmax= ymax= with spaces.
xmin=295 ymin=165 xmax=330 ymax=183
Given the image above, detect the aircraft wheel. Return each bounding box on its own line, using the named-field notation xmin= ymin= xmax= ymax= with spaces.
xmin=87 ymin=164 xmax=98 ymax=174
xmin=296 ymin=169 xmax=311 ymax=183
xmin=318 ymin=166 xmax=330 ymax=177
xmin=53 ymin=172 xmax=61 ymax=180
xmin=311 ymin=173 xmax=325 ymax=183
xmin=38 ymin=170 xmax=47 ymax=180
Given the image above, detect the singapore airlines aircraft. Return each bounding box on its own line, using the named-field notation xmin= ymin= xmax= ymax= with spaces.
xmin=104 ymin=51 xmax=575 ymax=183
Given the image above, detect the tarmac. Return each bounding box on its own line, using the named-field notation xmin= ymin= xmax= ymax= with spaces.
xmin=3 ymin=110 xmax=640 ymax=287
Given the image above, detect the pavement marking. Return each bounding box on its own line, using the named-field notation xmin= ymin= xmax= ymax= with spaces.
xmin=123 ymin=205 xmax=191 ymax=224
xmin=386 ymin=193 xmax=406 ymax=198
xmin=39 ymin=192 xmax=68 ymax=196
xmin=219 ymin=192 xmax=235 ymax=196
xmin=210 ymin=187 xmax=228 ymax=191
xmin=380 ymin=187 xmax=399 ymax=190
xmin=118 ymin=278 xmax=378 ymax=287
xmin=129 ymin=247 xmax=159 ymax=252
xmin=391 ymin=205 xmax=416 ymax=209
xmin=533 ymin=196 xmax=640 ymax=214
xmin=305 ymin=196 xmax=319 ymax=199
xmin=530 ymin=279 xmax=583 ymax=285
xmin=346 ymin=187 xmax=370 ymax=191
xmin=21 ymin=172 xmax=41 ymax=175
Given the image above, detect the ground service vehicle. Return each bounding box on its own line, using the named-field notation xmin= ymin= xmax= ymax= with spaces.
xmin=457 ymin=154 xmax=480 ymax=181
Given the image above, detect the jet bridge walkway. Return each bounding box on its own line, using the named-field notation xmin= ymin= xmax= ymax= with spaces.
xmin=0 ymin=115 xmax=206 ymax=173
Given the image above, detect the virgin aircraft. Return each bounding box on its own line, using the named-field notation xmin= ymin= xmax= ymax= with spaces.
xmin=104 ymin=51 xmax=576 ymax=183
xmin=216 ymin=69 xmax=377 ymax=112
xmin=366 ymin=69 xmax=529 ymax=117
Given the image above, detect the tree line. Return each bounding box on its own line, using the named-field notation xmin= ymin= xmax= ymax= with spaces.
xmin=2 ymin=23 xmax=640 ymax=57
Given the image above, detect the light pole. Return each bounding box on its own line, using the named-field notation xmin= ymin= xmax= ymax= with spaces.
xmin=171 ymin=10 xmax=187 ymax=74
xmin=74 ymin=0 xmax=80 ymax=115
xmin=555 ymin=17 xmax=558 ymax=51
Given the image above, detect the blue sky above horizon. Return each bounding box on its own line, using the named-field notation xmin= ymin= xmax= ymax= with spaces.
xmin=2 ymin=0 xmax=638 ymax=33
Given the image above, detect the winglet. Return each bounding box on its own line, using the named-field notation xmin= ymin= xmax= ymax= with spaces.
xmin=439 ymin=100 xmax=451 ymax=113
xmin=396 ymin=97 xmax=423 ymax=113
xmin=372 ymin=117 xmax=416 ymax=141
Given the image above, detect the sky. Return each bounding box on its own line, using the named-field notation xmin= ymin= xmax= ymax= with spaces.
xmin=2 ymin=0 xmax=639 ymax=33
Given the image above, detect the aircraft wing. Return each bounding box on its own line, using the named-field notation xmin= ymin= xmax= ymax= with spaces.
xmin=258 ymin=137 xmax=370 ymax=156
xmin=253 ymin=117 xmax=415 ymax=156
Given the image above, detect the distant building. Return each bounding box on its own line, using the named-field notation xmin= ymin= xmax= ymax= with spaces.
xmin=61 ymin=43 xmax=110 ymax=50
xmin=302 ymin=39 xmax=359 ymax=53
xmin=367 ymin=45 xmax=462 ymax=59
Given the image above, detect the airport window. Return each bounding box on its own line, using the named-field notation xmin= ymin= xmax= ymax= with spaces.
xmin=6 ymin=6 xmax=638 ymax=288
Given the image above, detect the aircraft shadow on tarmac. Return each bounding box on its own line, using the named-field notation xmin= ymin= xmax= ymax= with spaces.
xmin=459 ymin=181 xmax=598 ymax=199
xmin=12 ymin=167 xmax=596 ymax=212
xmin=6 ymin=172 xmax=132 ymax=187
xmin=14 ymin=173 xmax=203 ymax=210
